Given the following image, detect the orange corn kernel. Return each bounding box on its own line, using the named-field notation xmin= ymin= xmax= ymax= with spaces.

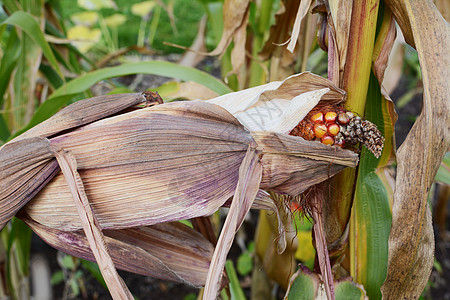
xmin=321 ymin=135 xmax=334 ymax=145
xmin=327 ymin=123 xmax=340 ymax=136
xmin=324 ymin=111 xmax=337 ymax=123
xmin=311 ymin=112 xmax=324 ymax=123
xmin=314 ymin=123 xmax=327 ymax=138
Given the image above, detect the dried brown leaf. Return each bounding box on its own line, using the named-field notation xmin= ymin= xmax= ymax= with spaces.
xmin=259 ymin=1 xmax=300 ymax=60
xmin=287 ymin=0 xmax=314 ymax=53
xmin=384 ymin=1 xmax=415 ymax=48
xmin=372 ymin=8 xmax=397 ymax=86
xmin=208 ymin=0 xmax=250 ymax=57
xmin=254 ymin=131 xmax=359 ymax=195
xmin=52 ymin=149 xmax=133 ymax=299
xmin=10 ymin=93 xmax=147 ymax=143
xmin=229 ymin=7 xmax=249 ymax=83
xmin=381 ymin=0 xmax=450 ymax=298
xmin=178 ymin=17 xmax=207 ymax=68
xmin=0 ymin=137 xmax=57 ymax=230
xmin=203 ymin=146 xmax=262 ymax=299
xmin=328 ymin=0 xmax=353 ymax=83
xmin=24 ymin=218 xmax=213 ymax=286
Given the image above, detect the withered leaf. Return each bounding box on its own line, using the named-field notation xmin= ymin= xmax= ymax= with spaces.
xmin=24 ymin=217 xmax=214 ymax=286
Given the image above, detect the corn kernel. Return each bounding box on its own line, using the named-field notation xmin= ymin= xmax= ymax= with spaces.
xmin=327 ymin=123 xmax=340 ymax=136
xmin=321 ymin=135 xmax=334 ymax=145
xmin=311 ymin=112 xmax=324 ymax=123
xmin=337 ymin=113 xmax=350 ymax=125
xmin=314 ymin=124 xmax=327 ymax=138
xmin=324 ymin=111 xmax=337 ymax=123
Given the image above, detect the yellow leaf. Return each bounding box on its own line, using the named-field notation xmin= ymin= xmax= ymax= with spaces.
xmin=70 ymin=11 xmax=99 ymax=26
xmin=131 ymin=1 xmax=157 ymax=17
xmin=295 ymin=231 xmax=315 ymax=263
xmin=67 ymin=25 xmax=101 ymax=53
xmin=104 ymin=13 xmax=126 ymax=27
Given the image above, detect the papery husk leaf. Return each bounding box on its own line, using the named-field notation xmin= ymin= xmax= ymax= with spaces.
xmin=254 ymin=131 xmax=359 ymax=196
xmin=50 ymin=149 xmax=133 ymax=300
xmin=381 ymin=0 xmax=449 ymax=298
xmin=207 ymin=72 xmax=345 ymax=115
xmin=25 ymin=101 xmax=252 ymax=231
xmin=9 ymin=93 xmax=148 ymax=143
xmin=235 ymin=88 xmax=329 ymax=133
xmin=0 ymin=137 xmax=58 ymax=230
xmin=203 ymin=146 xmax=262 ymax=299
xmin=24 ymin=218 xmax=213 ymax=286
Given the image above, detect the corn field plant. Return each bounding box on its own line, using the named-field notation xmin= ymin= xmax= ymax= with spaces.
xmin=0 ymin=1 xmax=449 ymax=300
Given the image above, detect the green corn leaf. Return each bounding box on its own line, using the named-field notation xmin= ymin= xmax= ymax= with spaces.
xmin=225 ymin=260 xmax=247 ymax=300
xmin=350 ymin=71 xmax=395 ymax=300
xmin=0 ymin=11 xmax=63 ymax=80
xmin=287 ymin=270 xmax=317 ymax=300
xmin=0 ymin=115 xmax=10 ymax=144
xmin=8 ymin=218 xmax=32 ymax=275
xmin=81 ymin=260 xmax=107 ymax=289
xmin=434 ymin=152 xmax=450 ymax=185
xmin=335 ymin=280 xmax=368 ymax=300
xmin=0 ymin=29 xmax=20 ymax=108
xmin=287 ymin=266 xmax=368 ymax=300
xmin=14 ymin=61 xmax=232 ymax=138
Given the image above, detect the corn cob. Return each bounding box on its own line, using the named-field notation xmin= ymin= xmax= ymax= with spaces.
xmin=290 ymin=105 xmax=385 ymax=158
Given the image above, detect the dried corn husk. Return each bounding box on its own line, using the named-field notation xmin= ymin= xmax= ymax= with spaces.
xmin=23 ymin=217 xmax=214 ymax=286
xmin=0 ymin=73 xmax=359 ymax=299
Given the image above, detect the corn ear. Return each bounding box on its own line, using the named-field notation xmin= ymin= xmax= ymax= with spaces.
xmin=24 ymin=101 xmax=252 ymax=231
xmin=0 ymin=73 xmax=361 ymax=299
